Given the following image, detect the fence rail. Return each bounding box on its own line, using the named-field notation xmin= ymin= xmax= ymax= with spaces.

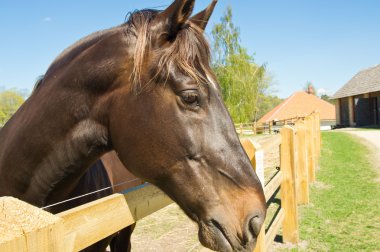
xmin=0 ymin=113 xmax=321 ymax=252
xmin=0 ymin=185 xmax=172 ymax=252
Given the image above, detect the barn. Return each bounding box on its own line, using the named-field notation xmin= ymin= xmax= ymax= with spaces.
xmin=333 ymin=64 xmax=380 ymax=127
xmin=258 ymin=89 xmax=336 ymax=128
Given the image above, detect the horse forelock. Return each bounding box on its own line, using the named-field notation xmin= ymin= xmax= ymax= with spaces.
xmin=126 ymin=9 xmax=213 ymax=91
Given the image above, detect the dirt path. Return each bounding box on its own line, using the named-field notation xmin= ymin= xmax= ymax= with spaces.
xmin=346 ymin=130 xmax=380 ymax=181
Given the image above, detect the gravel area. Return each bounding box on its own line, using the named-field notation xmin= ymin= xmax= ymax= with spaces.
xmin=346 ymin=130 xmax=380 ymax=149
xmin=345 ymin=130 xmax=380 ymax=182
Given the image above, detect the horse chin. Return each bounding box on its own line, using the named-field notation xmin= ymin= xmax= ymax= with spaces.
xmin=198 ymin=221 xmax=232 ymax=252
xmin=197 ymin=220 xmax=255 ymax=252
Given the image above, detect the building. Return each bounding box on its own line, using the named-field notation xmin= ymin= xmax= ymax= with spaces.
xmin=333 ymin=64 xmax=380 ymax=126
xmin=258 ymin=90 xmax=336 ymax=128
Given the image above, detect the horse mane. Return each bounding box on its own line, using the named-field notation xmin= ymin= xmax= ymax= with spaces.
xmin=126 ymin=9 xmax=213 ymax=90
xmin=32 ymin=75 xmax=45 ymax=93
xmin=34 ymin=8 xmax=213 ymax=93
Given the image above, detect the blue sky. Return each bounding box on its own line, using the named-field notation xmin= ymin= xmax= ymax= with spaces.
xmin=0 ymin=0 xmax=379 ymax=98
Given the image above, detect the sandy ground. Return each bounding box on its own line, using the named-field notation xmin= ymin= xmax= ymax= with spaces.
xmin=345 ymin=130 xmax=380 ymax=182
xmin=346 ymin=130 xmax=380 ymax=149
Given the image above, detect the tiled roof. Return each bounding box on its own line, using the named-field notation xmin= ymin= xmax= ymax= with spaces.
xmin=258 ymin=91 xmax=336 ymax=123
xmin=333 ymin=64 xmax=380 ymax=99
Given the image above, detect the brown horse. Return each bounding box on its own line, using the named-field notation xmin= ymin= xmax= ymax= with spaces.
xmin=43 ymin=151 xmax=141 ymax=252
xmin=0 ymin=0 xmax=266 ymax=251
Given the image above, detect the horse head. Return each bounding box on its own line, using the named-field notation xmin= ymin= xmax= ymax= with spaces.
xmin=1 ymin=0 xmax=266 ymax=250
xmin=105 ymin=1 xmax=266 ymax=251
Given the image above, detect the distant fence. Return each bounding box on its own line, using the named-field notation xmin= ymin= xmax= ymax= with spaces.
xmin=235 ymin=116 xmax=302 ymax=135
xmin=0 ymin=113 xmax=321 ymax=252
xmin=241 ymin=112 xmax=321 ymax=252
xmin=236 ymin=113 xmax=332 ymax=134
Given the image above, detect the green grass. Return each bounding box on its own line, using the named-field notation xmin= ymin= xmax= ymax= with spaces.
xmin=289 ymin=132 xmax=380 ymax=251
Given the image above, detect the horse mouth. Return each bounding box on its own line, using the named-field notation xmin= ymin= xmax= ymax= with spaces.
xmin=198 ymin=220 xmax=255 ymax=252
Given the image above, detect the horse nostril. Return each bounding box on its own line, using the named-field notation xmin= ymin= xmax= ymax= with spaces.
xmin=249 ymin=216 xmax=263 ymax=237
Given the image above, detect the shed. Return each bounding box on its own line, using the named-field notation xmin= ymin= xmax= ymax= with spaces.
xmin=333 ymin=64 xmax=380 ymax=126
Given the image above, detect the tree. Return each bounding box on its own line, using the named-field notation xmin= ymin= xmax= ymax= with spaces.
xmin=304 ymin=81 xmax=316 ymax=95
xmin=0 ymin=89 xmax=25 ymax=126
xmin=320 ymin=94 xmax=335 ymax=105
xmin=255 ymin=94 xmax=283 ymax=120
xmin=211 ymin=7 xmax=271 ymax=123
xmin=212 ymin=7 xmax=240 ymax=65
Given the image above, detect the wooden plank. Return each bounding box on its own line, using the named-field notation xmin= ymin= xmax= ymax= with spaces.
xmin=241 ymin=139 xmax=264 ymax=186
xmin=280 ymin=126 xmax=299 ymax=244
xmin=253 ymin=224 xmax=265 ymax=252
xmin=58 ymin=194 xmax=131 ymax=251
xmin=241 ymin=138 xmax=256 ymax=161
xmin=0 ymin=197 xmax=64 ymax=252
xmin=124 ymin=184 xmax=173 ymax=221
xmin=241 ymin=138 xmax=265 ymax=252
xmin=58 ymin=185 xmax=172 ymax=251
xmin=265 ymin=208 xmax=285 ymax=251
xmin=250 ymin=140 xmax=265 ymax=252
xmin=305 ymin=116 xmax=316 ymax=183
xmin=264 ymin=171 xmax=282 ymax=201
xmin=293 ymin=127 xmax=299 ymax=197
xmin=253 ymin=147 xmax=265 ymax=187
xmin=295 ymin=121 xmax=309 ymax=204
xmin=269 ymin=121 xmax=273 ymax=134
xmin=314 ymin=112 xmax=321 ymax=168
xmin=311 ymin=113 xmax=317 ymax=170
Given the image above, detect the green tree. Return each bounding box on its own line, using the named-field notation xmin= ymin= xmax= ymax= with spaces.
xmin=0 ymin=89 xmax=25 ymax=126
xmin=255 ymin=94 xmax=283 ymax=120
xmin=211 ymin=7 xmax=271 ymax=123
xmin=320 ymin=94 xmax=335 ymax=105
xmin=304 ymin=81 xmax=316 ymax=95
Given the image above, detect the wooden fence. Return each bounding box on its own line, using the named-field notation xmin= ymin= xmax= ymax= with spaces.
xmin=0 ymin=113 xmax=321 ymax=252
xmin=241 ymin=112 xmax=321 ymax=252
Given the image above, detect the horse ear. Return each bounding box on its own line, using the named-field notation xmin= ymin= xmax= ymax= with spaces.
xmin=190 ymin=0 xmax=217 ymax=31
xmin=154 ymin=0 xmax=195 ymax=39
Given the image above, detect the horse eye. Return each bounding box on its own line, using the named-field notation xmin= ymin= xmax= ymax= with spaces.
xmin=180 ymin=90 xmax=199 ymax=106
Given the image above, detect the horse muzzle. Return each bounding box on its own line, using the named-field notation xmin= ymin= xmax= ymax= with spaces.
xmin=197 ymin=213 xmax=265 ymax=252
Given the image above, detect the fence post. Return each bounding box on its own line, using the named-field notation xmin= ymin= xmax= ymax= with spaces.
xmin=251 ymin=140 xmax=265 ymax=252
xmin=313 ymin=112 xmax=321 ymax=167
xmin=305 ymin=116 xmax=316 ymax=183
xmin=280 ymin=126 xmax=299 ymax=244
xmin=240 ymin=139 xmax=265 ymax=252
xmin=294 ymin=120 xmax=309 ymax=205
xmin=269 ymin=121 xmax=273 ymax=134
xmin=0 ymin=197 xmax=65 ymax=252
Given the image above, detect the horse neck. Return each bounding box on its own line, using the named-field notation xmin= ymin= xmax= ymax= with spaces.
xmin=0 ymin=59 xmax=122 ymax=207
xmin=0 ymin=26 xmax=132 ymax=206
xmin=0 ymin=88 xmax=112 ymax=206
